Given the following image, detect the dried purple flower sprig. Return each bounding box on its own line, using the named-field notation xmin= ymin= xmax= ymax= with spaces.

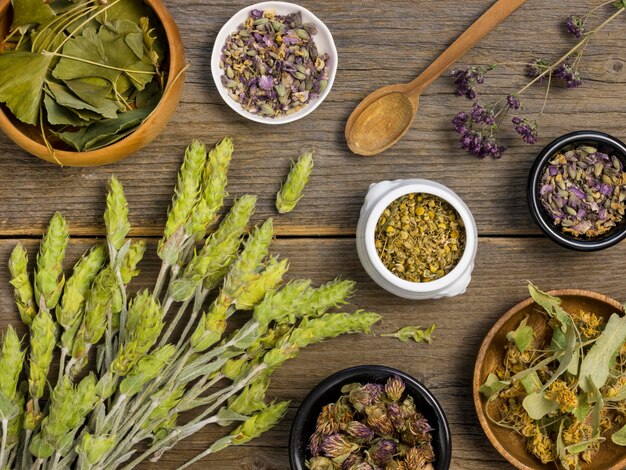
xmin=450 ymin=2 xmax=626 ymax=159
xmin=306 ymin=376 xmax=435 ymax=470
xmin=220 ymin=9 xmax=330 ymax=117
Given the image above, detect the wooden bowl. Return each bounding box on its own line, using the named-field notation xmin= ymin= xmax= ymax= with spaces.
xmin=0 ymin=0 xmax=186 ymax=167
xmin=473 ymin=289 xmax=626 ymax=470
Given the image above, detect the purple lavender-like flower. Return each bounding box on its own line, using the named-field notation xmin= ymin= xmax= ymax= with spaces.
xmin=450 ymin=65 xmax=492 ymax=100
xmin=470 ymin=102 xmax=495 ymax=125
xmin=250 ymin=8 xmax=263 ymax=19
xmin=341 ymin=453 xmax=365 ymax=470
xmin=526 ymin=58 xmax=550 ymax=82
xmin=452 ymin=112 xmax=469 ymax=134
xmin=566 ymin=15 xmax=585 ymax=38
xmin=384 ymin=375 xmax=406 ymax=402
xmin=512 ymin=116 xmax=538 ymax=144
xmin=387 ymin=402 xmax=406 ymax=432
xmin=554 ymin=61 xmax=583 ymax=88
xmin=369 ymin=439 xmax=397 ymax=466
xmin=346 ymin=421 xmax=375 ymax=441
xmin=258 ymin=75 xmax=274 ymax=91
xmin=321 ymin=434 xmax=358 ymax=458
xmin=506 ymin=94 xmax=521 ymax=110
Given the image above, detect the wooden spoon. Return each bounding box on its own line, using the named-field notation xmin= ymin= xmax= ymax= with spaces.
xmin=345 ymin=0 xmax=527 ymax=156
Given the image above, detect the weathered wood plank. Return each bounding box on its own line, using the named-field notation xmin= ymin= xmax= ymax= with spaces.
xmin=1 ymin=0 xmax=626 ymax=237
xmin=1 ymin=236 xmax=625 ymax=468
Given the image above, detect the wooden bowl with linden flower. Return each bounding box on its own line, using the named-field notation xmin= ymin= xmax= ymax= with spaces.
xmin=0 ymin=0 xmax=185 ymax=166
xmin=473 ymin=289 xmax=626 ymax=470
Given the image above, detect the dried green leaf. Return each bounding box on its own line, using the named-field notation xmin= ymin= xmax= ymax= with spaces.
xmin=579 ymin=313 xmax=626 ymax=392
xmin=479 ymin=373 xmax=510 ymax=398
xmin=522 ymin=392 xmax=559 ymax=420
xmin=506 ymin=316 xmax=534 ymax=353
xmin=520 ymin=371 xmax=542 ymax=394
xmin=11 ymin=0 xmax=56 ymax=33
xmin=381 ymin=323 xmax=435 ymax=344
xmin=0 ymin=52 xmax=52 ymax=124
xmin=612 ymin=423 xmax=626 ymax=446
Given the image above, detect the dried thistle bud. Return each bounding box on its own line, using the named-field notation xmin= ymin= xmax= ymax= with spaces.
xmin=342 ymin=452 xmax=364 ymax=468
xmin=365 ymin=404 xmax=395 ymax=436
xmin=307 ymin=456 xmax=336 ymax=470
xmin=316 ymin=404 xmax=340 ymax=436
xmin=345 ymin=421 xmax=375 ymax=441
xmin=349 ymin=383 xmax=384 ymax=412
xmin=321 ymin=434 xmax=358 ymax=458
xmin=276 ymin=151 xmax=314 ymax=214
xmin=369 ymin=438 xmax=397 ymax=466
xmin=404 ymin=446 xmax=435 ymax=470
xmin=385 ymin=375 xmax=406 ymax=402
xmin=8 ymin=243 xmax=36 ymax=325
xmin=387 ymin=403 xmax=406 ymax=432
xmin=309 ymin=431 xmax=325 ymax=457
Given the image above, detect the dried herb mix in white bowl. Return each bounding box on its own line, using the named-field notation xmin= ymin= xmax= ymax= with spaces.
xmin=211 ymin=1 xmax=337 ymax=124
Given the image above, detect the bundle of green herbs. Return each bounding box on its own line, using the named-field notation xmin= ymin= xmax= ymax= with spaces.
xmin=0 ymin=137 xmax=381 ymax=469
xmin=0 ymin=0 xmax=167 ymax=154
xmin=479 ymin=283 xmax=626 ymax=469
xmin=307 ymin=376 xmax=435 ymax=470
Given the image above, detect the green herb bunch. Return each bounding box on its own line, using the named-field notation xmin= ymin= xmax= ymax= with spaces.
xmin=0 ymin=137 xmax=381 ymax=470
xmin=479 ymin=283 xmax=626 ymax=470
xmin=0 ymin=0 xmax=167 ymax=156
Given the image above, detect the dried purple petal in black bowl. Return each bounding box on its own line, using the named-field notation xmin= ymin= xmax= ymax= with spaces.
xmin=288 ymin=365 xmax=451 ymax=470
xmin=528 ymin=131 xmax=626 ymax=251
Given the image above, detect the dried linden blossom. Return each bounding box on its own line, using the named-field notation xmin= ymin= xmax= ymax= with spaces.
xmin=375 ymin=193 xmax=465 ymax=283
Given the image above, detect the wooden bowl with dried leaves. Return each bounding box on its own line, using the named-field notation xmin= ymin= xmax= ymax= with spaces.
xmin=0 ymin=0 xmax=186 ymax=167
xmin=473 ymin=289 xmax=626 ymax=470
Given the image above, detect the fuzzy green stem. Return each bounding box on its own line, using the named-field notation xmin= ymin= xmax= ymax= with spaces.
xmin=158 ymin=298 xmax=191 ymax=348
xmin=174 ymin=426 xmax=227 ymax=470
xmin=153 ymin=262 xmax=170 ymax=300
xmin=0 ymin=419 xmax=7 ymax=469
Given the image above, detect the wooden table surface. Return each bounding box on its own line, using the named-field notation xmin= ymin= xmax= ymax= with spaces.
xmin=1 ymin=0 xmax=626 ymax=469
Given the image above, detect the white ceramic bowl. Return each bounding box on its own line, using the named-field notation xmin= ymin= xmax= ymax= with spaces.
xmin=356 ymin=179 xmax=478 ymax=300
xmin=211 ymin=1 xmax=338 ymax=125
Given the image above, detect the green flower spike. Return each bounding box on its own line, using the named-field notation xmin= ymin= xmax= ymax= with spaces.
xmin=8 ymin=243 xmax=36 ymax=325
xmin=30 ymin=374 xmax=97 ymax=459
xmin=119 ymin=345 xmax=176 ymax=397
xmin=104 ymin=176 xmax=131 ymax=252
xmin=56 ymin=244 xmax=107 ymax=331
xmin=27 ymin=310 xmax=56 ymax=399
xmin=188 ymin=137 xmax=234 ymax=241
xmin=276 ymin=151 xmax=314 ymax=214
xmin=0 ymin=326 xmax=25 ymax=402
xmin=120 ymin=241 xmax=146 ymax=284
xmin=111 ymin=291 xmax=164 ymax=375
xmin=170 ymin=195 xmax=256 ymax=302
xmin=34 ymin=212 xmax=69 ymax=310
xmin=76 ymin=433 xmax=115 ymax=469
xmin=235 ymin=257 xmax=289 ymax=311
xmin=228 ymin=376 xmax=271 ymax=415
xmin=158 ymin=140 xmax=207 ymax=264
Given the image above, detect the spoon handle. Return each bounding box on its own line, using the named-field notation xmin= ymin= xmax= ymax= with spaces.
xmin=406 ymin=0 xmax=527 ymax=99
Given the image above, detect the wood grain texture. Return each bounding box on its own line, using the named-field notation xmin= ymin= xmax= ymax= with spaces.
xmin=1 ymin=0 xmax=626 ymax=236
xmin=1 ymin=237 xmax=626 ymax=469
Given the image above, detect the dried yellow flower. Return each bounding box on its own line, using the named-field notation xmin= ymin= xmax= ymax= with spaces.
xmin=545 ymin=380 xmax=578 ymax=412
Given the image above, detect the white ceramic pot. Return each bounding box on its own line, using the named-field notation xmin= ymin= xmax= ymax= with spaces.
xmin=356 ymin=179 xmax=478 ymax=300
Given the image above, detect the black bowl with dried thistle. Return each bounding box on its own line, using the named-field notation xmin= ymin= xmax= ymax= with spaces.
xmin=528 ymin=131 xmax=626 ymax=252
xmin=289 ymin=365 xmax=451 ymax=470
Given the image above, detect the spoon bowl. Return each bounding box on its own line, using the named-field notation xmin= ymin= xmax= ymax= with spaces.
xmin=345 ymin=0 xmax=527 ymax=156
xmin=345 ymin=86 xmax=417 ymax=156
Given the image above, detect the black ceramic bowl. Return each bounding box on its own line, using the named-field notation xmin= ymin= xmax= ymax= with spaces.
xmin=528 ymin=131 xmax=626 ymax=251
xmin=289 ymin=365 xmax=452 ymax=470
